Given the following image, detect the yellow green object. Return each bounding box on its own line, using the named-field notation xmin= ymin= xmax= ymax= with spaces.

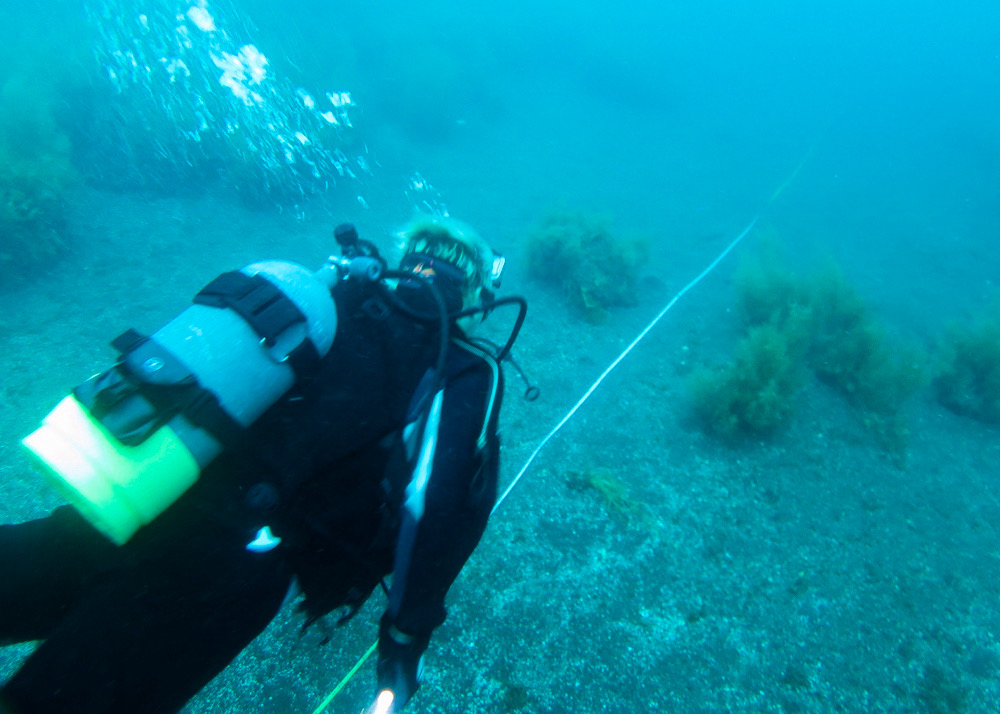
xmin=22 ymin=395 xmax=200 ymax=545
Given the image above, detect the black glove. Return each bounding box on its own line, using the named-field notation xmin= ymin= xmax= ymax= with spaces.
xmin=375 ymin=614 xmax=430 ymax=711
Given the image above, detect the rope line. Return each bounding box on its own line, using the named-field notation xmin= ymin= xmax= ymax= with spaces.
xmin=310 ymin=641 xmax=378 ymax=714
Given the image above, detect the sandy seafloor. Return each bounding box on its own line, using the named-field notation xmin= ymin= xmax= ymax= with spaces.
xmin=2 ymin=98 xmax=1000 ymax=714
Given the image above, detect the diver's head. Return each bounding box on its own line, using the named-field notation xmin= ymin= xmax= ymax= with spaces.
xmin=397 ymin=215 xmax=503 ymax=334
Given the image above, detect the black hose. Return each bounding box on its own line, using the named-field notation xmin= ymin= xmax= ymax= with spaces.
xmin=469 ymin=337 xmax=539 ymax=402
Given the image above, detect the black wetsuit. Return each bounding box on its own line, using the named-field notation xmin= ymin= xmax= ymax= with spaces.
xmin=0 ymin=277 xmax=503 ymax=713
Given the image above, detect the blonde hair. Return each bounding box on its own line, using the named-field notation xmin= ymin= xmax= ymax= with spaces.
xmin=400 ymin=215 xmax=493 ymax=331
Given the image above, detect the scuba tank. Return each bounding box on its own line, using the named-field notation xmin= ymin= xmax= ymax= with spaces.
xmin=22 ymin=259 xmax=341 ymax=545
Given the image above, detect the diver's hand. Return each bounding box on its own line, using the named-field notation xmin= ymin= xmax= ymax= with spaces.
xmin=361 ymin=689 xmax=396 ymax=714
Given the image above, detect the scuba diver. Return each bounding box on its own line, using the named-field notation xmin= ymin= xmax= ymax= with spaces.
xmin=0 ymin=215 xmax=527 ymax=714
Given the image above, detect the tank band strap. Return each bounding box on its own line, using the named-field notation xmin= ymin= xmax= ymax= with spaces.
xmin=195 ymin=271 xmax=305 ymax=348
xmin=194 ymin=270 xmax=323 ymax=382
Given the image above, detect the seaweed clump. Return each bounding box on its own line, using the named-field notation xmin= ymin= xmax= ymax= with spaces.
xmin=934 ymin=308 xmax=1000 ymax=423
xmin=0 ymin=76 xmax=77 ymax=268
xmin=566 ymin=467 xmax=648 ymax=525
xmin=689 ymin=251 xmax=925 ymax=450
xmin=689 ymin=321 xmax=807 ymax=440
xmin=805 ymin=268 xmax=925 ymax=417
xmin=526 ymin=212 xmax=647 ymax=323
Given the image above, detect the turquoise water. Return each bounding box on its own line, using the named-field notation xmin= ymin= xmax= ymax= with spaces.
xmin=1 ymin=1 xmax=999 ymax=712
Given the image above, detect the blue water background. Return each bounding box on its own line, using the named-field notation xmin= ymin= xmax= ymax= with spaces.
xmin=240 ymin=0 xmax=998 ymax=326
